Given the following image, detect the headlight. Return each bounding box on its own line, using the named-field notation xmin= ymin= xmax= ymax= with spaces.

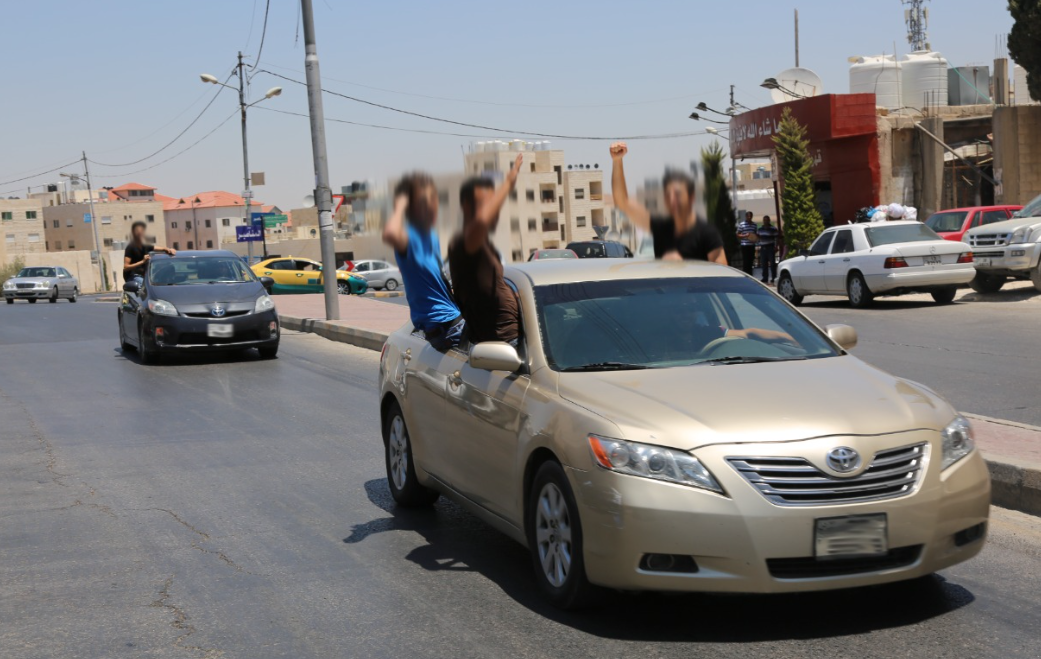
xmin=2 ymin=281 xmax=13 ymax=290
xmin=147 ymin=299 xmax=178 ymax=316
xmin=35 ymin=282 xmax=49 ymax=288
xmin=1009 ymin=228 xmax=1028 ymax=244
xmin=588 ymin=435 xmax=723 ymax=493
xmin=254 ymin=294 xmax=275 ymax=313
xmin=941 ymin=416 xmax=975 ymax=470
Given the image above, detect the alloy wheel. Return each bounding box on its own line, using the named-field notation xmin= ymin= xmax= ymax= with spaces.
xmin=779 ymin=277 xmax=794 ymax=300
xmin=387 ymin=414 xmax=409 ymax=491
xmin=535 ymin=482 xmax=573 ymax=588
xmin=337 ymin=281 xmax=350 ymax=295
xmin=849 ymin=277 xmax=864 ymax=305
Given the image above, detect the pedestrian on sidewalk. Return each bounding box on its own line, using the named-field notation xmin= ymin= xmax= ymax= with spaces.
xmin=757 ymin=215 xmax=779 ymax=284
xmin=123 ymin=221 xmax=176 ymax=287
xmin=610 ymin=142 xmax=726 ymax=263
xmin=448 ymin=154 xmax=523 ymax=346
xmin=736 ymin=211 xmax=759 ymax=276
xmin=382 ymin=173 xmax=464 ymax=351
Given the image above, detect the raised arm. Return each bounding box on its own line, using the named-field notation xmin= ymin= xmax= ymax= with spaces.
xmin=154 ymin=245 xmax=176 ymax=256
xmin=610 ymin=142 xmax=651 ymax=232
xmin=465 ymin=154 xmax=522 ymax=253
xmin=382 ymin=194 xmax=410 ymax=254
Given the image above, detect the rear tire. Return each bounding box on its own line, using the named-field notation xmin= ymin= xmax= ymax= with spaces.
xmin=382 ymin=400 xmax=439 ymax=507
xmin=931 ymin=287 xmax=957 ymax=304
xmin=119 ymin=315 xmax=135 ymax=352
xmin=777 ymin=273 xmax=803 ymax=305
xmin=1031 ymin=260 xmax=1041 ymax=293
xmin=847 ymin=272 xmax=874 ymax=308
xmin=257 ymin=344 xmax=279 ymax=359
xmin=69 ymin=288 xmax=78 ymax=303
xmin=384 ymin=278 xmax=399 ymax=291
xmin=969 ymin=272 xmax=1005 ymax=294
xmin=5 ymin=298 xmax=12 ymax=304
xmin=49 ymin=287 xmax=58 ymax=303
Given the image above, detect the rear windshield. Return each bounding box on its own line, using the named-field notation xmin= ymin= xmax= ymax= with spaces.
xmin=864 ymin=224 xmax=940 ymax=247
xmin=148 ymin=257 xmax=257 ymax=286
xmin=568 ymin=243 xmax=605 ymax=257
xmin=925 ymin=211 xmax=968 ymax=233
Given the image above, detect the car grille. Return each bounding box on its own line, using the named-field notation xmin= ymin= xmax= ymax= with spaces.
xmin=727 ymin=443 xmax=926 ymax=506
xmin=767 ymin=545 xmax=922 ymax=579
xmin=15 ymin=283 xmax=35 ymax=289
xmin=183 ymin=310 xmax=250 ymax=318
xmin=973 ymin=251 xmax=1004 ymax=258
xmin=969 ymin=233 xmax=1010 ymax=247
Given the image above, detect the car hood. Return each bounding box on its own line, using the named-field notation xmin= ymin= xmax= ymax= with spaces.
xmin=6 ymin=277 xmax=55 ymax=285
xmin=556 ymin=356 xmax=953 ymax=451
xmin=966 ymin=215 xmax=1041 ymax=236
xmin=149 ymin=282 xmax=264 ymax=304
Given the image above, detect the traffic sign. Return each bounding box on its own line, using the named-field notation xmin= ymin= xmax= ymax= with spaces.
xmin=263 ymin=214 xmax=288 ymax=228
xmin=251 ymin=211 xmax=270 ymax=228
xmin=236 ymin=226 xmax=263 ymax=242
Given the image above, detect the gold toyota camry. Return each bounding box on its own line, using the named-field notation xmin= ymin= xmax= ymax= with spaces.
xmin=377 ymin=260 xmax=990 ymax=609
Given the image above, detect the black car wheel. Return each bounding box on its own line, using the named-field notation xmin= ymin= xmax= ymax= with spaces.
xmin=777 ymin=273 xmax=803 ymax=305
xmin=5 ymin=298 xmax=12 ymax=304
xmin=382 ymin=400 xmax=439 ymax=507
xmin=847 ymin=272 xmax=874 ymax=308
xmin=258 ymin=344 xmax=279 ymax=359
xmin=969 ymin=272 xmax=1005 ymax=294
xmin=69 ymin=287 xmax=78 ymax=303
xmin=138 ymin=324 xmax=158 ymax=364
xmin=931 ymin=287 xmax=957 ymax=304
xmin=49 ymin=287 xmax=58 ymax=303
xmin=119 ymin=315 xmax=135 ymax=352
xmin=28 ymin=298 xmax=37 ymax=304
xmin=384 ymin=278 xmax=399 ymax=291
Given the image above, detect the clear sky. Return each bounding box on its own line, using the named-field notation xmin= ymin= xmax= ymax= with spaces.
xmin=1 ymin=0 xmax=1014 ymax=209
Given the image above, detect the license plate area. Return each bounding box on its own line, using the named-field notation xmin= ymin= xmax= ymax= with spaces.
xmin=207 ymin=323 xmax=234 ymax=338
xmin=975 ymin=257 xmax=991 ymax=266
xmin=924 ymin=255 xmax=941 ymax=265
xmin=815 ymin=514 xmax=887 ymax=559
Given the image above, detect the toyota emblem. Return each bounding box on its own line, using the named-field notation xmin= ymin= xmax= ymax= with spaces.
xmin=826 ymin=447 xmax=861 ymax=473
xmin=210 ymin=305 xmax=226 ymax=318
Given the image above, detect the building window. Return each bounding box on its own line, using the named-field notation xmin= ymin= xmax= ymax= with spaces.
xmin=530 ymin=163 xmax=536 ymax=173
xmin=103 ymin=238 xmax=113 ymax=247
xmin=66 ymin=218 xmax=73 ymax=227
xmin=146 ymin=214 xmax=155 ymax=223
xmin=576 ymin=216 xmax=587 ymax=227
xmin=52 ymin=220 xmax=59 ymax=228
xmin=559 ymin=197 xmax=564 ymax=212
xmin=509 ymin=190 xmax=517 ymax=201
xmin=68 ymin=240 xmax=74 ymax=249
xmin=26 ymin=211 xmax=37 ymax=219
xmin=28 ymin=233 xmax=40 ymax=243
xmin=171 ymin=221 xmax=178 ymax=229
xmin=206 ymin=240 xmax=213 ymax=248
xmin=187 ymin=241 xmax=194 ymax=250
xmin=53 ymin=241 xmax=60 ymax=250
xmin=222 ymin=218 xmax=231 ymax=227
xmin=528 ymin=218 xmax=537 ymax=231
xmin=173 ymin=242 xmax=179 ymax=250
xmin=146 ymin=236 xmax=156 ymax=244
xmin=554 ymin=165 xmax=562 ymax=184
xmin=185 ymin=221 xmax=192 ymax=231
xmin=526 ymin=190 xmax=535 ymax=202
xmin=242 ymin=218 xmax=248 ymax=224
xmin=510 ymin=218 xmax=520 ymax=233
xmin=560 ymin=227 xmax=565 ymax=240
xmin=101 ymin=216 xmax=112 ymax=225
xmin=575 ymin=188 xmax=585 ymax=200
xmin=205 ymin=219 xmax=212 ymax=228
xmin=511 ymin=250 xmax=523 ymax=261
xmin=1 ymin=212 xmax=11 ymax=221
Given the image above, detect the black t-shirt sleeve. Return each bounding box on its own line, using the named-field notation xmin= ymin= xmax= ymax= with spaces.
xmin=698 ymin=221 xmax=724 ymax=255
xmin=649 ymin=216 xmax=674 ymax=259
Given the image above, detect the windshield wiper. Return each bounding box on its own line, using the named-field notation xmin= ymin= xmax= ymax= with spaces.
xmin=700 ymin=356 xmax=807 ymax=366
xmin=560 ymin=361 xmax=650 ymax=372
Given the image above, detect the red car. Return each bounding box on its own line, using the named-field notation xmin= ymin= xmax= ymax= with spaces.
xmin=924 ymin=205 xmax=1022 ymax=242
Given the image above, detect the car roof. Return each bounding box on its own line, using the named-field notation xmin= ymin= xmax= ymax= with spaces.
xmin=152 ymin=250 xmax=238 ymax=259
xmin=933 ymin=205 xmax=1021 ymax=212
xmin=833 ymin=221 xmax=922 ymax=230
xmin=505 ymin=258 xmax=743 ymax=286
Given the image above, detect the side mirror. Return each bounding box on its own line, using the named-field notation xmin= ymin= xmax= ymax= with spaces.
xmin=123 ymin=281 xmax=140 ymax=294
xmin=259 ymin=276 xmax=274 ymax=292
xmin=469 ymin=341 xmax=523 ymax=372
xmin=798 ymin=249 xmax=812 ymax=258
xmin=826 ymin=324 xmax=858 ymax=350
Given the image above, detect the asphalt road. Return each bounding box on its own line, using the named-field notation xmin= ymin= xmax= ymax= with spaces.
xmin=3 ymin=299 xmax=1041 ymax=658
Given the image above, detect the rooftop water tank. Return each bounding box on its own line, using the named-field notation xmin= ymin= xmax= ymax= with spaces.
xmin=849 ymin=55 xmax=902 ymax=110
xmin=901 ymin=51 xmax=948 ymax=109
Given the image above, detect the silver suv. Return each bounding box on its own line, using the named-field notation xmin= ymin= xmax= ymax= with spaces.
xmin=963 ymin=193 xmax=1041 ymax=293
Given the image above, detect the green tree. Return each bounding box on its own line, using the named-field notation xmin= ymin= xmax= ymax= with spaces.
xmin=0 ymin=257 xmax=25 ymax=282
xmin=701 ymin=141 xmax=738 ymax=260
xmin=772 ymin=107 xmax=824 ymax=253
xmin=1009 ymin=0 xmax=1041 ymax=102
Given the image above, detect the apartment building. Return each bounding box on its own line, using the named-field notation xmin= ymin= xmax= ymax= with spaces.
xmin=1 ymin=198 xmax=47 ymax=256
xmin=42 ymin=199 xmax=165 ymax=253
xmin=161 ymin=192 xmax=276 ymax=250
xmin=561 ymin=168 xmax=605 ymax=244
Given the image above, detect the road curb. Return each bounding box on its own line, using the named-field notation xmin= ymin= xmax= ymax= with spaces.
xmin=281 ymin=311 xmax=1041 ymax=518
xmin=361 ymin=291 xmax=404 ymax=298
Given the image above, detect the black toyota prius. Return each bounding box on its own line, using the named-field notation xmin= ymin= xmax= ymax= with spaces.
xmin=118 ymin=250 xmax=279 ymax=364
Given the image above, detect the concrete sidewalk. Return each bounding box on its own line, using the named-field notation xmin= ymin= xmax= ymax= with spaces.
xmin=277 ymin=293 xmax=1041 ymax=517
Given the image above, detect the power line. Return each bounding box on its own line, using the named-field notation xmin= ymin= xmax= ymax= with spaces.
xmin=92 ymin=85 xmax=216 ymax=155
xmin=243 ymin=0 xmax=259 ymax=51
xmin=0 ymin=159 xmax=84 ymax=188
xmin=257 ymin=70 xmax=713 ymax=140
xmin=250 ymin=0 xmax=271 ymax=71
xmin=0 ymin=155 xmax=83 ymax=182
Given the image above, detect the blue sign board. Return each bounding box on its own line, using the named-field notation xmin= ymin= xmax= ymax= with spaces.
xmin=236 ymin=226 xmax=263 ymax=242
xmin=84 ymin=213 xmax=92 ymax=223
xmin=251 ymin=211 xmax=271 ymax=228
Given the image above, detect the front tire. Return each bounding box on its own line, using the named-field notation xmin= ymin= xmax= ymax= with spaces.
xmin=28 ymin=298 xmax=37 ymax=304
xmin=138 ymin=324 xmax=158 ymax=364
xmin=847 ymin=272 xmax=874 ymax=308
xmin=777 ymin=273 xmax=803 ymax=305
xmin=49 ymin=287 xmax=58 ymax=303
xmin=527 ymin=461 xmax=595 ymax=610
xmin=257 ymin=344 xmax=279 ymax=359
xmin=69 ymin=287 xmax=78 ymax=303
xmin=384 ymin=278 xmax=399 ymax=291
xmin=337 ymin=281 xmax=351 ymax=295
xmin=1031 ymin=259 xmax=1041 ymax=293
xmin=931 ymin=287 xmax=957 ymax=304
xmin=5 ymin=298 xmax=12 ymax=304
xmin=382 ymin=400 xmax=439 ymax=507
xmin=969 ymin=272 xmax=1005 ymax=294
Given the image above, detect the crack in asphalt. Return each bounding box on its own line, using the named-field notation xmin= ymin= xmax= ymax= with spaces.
xmin=132 ymin=508 xmax=254 ymax=575
xmin=149 ymin=576 xmax=224 ymax=658
xmin=0 ymin=389 xmax=70 ymax=487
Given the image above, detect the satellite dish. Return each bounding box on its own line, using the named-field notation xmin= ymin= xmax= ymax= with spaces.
xmin=302 ymin=194 xmax=315 ymax=209
xmin=769 ymin=67 xmax=824 ymax=103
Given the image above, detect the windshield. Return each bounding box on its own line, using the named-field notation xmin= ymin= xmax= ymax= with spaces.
xmin=864 ymin=224 xmax=940 ymax=247
xmin=542 ymin=250 xmax=576 ymax=259
xmin=925 ymin=211 xmax=968 ymax=233
xmin=1014 ymin=193 xmax=1041 ymax=218
xmin=17 ymin=267 xmax=56 ymax=278
xmin=535 ymin=277 xmax=839 ymax=371
xmin=148 ymin=257 xmax=258 ymax=286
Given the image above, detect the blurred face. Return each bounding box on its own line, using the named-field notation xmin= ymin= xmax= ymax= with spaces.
xmin=410 ymin=184 xmax=438 ymax=229
xmin=132 ymin=226 xmax=146 ymax=243
xmin=763 ymin=217 xmax=772 ymax=226
xmin=664 ymin=181 xmax=693 ymax=218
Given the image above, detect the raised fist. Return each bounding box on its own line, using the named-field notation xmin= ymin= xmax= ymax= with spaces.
xmin=609 ymin=142 xmax=628 ymax=160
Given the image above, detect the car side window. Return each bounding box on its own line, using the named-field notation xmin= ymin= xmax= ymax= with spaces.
xmin=354 ymin=262 xmax=370 ymax=272
xmin=809 ymin=232 xmax=834 ymax=256
xmin=830 ymin=230 xmax=854 ymax=254
xmin=265 ymin=260 xmax=289 ymax=270
xmin=296 ymin=260 xmax=318 ymax=271
xmin=981 ymin=210 xmax=1010 ymax=225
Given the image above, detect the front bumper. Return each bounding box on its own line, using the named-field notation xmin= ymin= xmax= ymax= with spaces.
xmin=971 ymin=242 xmax=1041 ymax=275
xmin=572 ymin=431 xmax=990 ymax=593
xmin=147 ymin=309 xmax=279 ymax=351
xmin=864 ymin=264 xmax=975 ymax=294
xmin=4 ymin=288 xmax=51 ymax=299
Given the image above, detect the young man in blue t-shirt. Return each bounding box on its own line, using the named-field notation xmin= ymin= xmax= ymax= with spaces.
xmin=382 ymin=173 xmax=464 ymax=351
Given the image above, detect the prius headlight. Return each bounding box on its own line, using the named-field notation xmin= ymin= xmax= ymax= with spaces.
xmin=254 ymin=294 xmax=275 ymax=313
xmin=147 ymin=299 xmax=179 ymax=317
xmin=941 ymin=416 xmax=975 ymax=470
xmin=588 ymin=435 xmax=723 ymax=493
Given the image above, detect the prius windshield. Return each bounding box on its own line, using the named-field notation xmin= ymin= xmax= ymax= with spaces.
xmin=148 ymin=257 xmax=256 ymax=286
xmin=535 ymin=277 xmax=839 ymax=371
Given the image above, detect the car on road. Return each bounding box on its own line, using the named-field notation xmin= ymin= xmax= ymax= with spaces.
xmin=252 ymin=256 xmax=367 ymax=295
xmin=378 ymin=259 xmax=990 ymax=608
xmin=777 ymin=221 xmax=976 ymax=308
xmin=924 ymin=205 xmax=1021 ymax=243
xmin=343 ymin=259 xmax=401 ymax=291
xmin=119 ymin=250 xmax=280 ymax=363
xmin=566 ymin=240 xmax=634 ymax=259
xmin=3 ymin=266 xmax=79 ymax=304
xmin=528 ymin=249 xmax=578 ymax=261
xmin=962 ymin=192 xmax=1041 ymax=294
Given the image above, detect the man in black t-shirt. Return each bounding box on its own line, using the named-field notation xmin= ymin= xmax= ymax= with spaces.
xmin=610 ymin=142 xmax=726 ymax=263
xmin=123 ymin=221 xmax=176 ymax=285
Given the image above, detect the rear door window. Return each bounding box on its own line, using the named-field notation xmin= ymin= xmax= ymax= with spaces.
xmin=809 ymin=232 xmax=835 ymax=255
xmin=830 ymin=230 xmax=854 ymax=254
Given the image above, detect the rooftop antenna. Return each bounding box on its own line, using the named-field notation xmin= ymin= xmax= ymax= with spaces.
xmin=902 ymin=0 xmax=930 ymax=52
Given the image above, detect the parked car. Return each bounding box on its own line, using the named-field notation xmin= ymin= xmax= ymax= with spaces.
xmin=343 ymin=259 xmax=401 ymax=291
xmin=252 ymin=256 xmax=367 ymax=295
xmin=118 ymin=250 xmax=279 ymax=363
xmin=528 ymin=249 xmax=578 ymax=261
xmin=3 ymin=266 xmax=79 ymax=304
xmin=566 ymin=240 xmax=633 ymax=259
xmin=962 ymin=192 xmax=1041 ymax=293
xmin=923 ymin=205 xmax=1021 ymax=242
xmin=777 ymin=221 xmax=975 ymax=308
xmin=379 ymin=259 xmax=989 ymax=608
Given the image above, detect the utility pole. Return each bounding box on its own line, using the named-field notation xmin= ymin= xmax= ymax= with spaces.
xmin=81 ymin=153 xmax=106 ymax=291
xmin=794 ymin=9 xmax=799 ymax=67
xmin=300 ymin=0 xmax=340 ymax=320
xmin=236 ymin=52 xmax=257 ymax=263
xmin=728 ymin=86 xmax=739 ymax=222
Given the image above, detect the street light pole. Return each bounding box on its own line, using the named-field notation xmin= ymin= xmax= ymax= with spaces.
xmin=236 ymin=52 xmax=258 ymax=263
xmin=80 ymin=153 xmax=106 ymax=291
xmin=300 ymin=0 xmax=340 ymax=321
xmin=705 ymin=127 xmax=739 ymax=223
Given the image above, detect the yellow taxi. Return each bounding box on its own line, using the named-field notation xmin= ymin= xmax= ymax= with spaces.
xmin=251 ymin=257 xmax=368 ymax=295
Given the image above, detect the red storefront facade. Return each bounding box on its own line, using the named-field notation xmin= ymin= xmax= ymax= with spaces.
xmin=729 ymin=93 xmax=881 ymax=227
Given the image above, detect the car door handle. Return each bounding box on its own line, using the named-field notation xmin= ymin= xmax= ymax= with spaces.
xmin=843 ymin=258 xmax=851 ymax=262
xmin=263 ymin=271 xmax=272 ymax=275
xmin=402 ymin=348 xmax=411 ymax=364
xmin=818 ymin=260 xmax=826 ymax=264
xmin=296 ymin=273 xmax=304 ymax=277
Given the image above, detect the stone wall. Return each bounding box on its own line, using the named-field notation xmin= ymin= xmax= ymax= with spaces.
xmin=994 ymin=106 xmax=1041 ymax=205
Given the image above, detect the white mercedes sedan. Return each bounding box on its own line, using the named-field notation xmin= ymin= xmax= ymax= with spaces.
xmin=776 ymin=221 xmax=975 ymax=308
